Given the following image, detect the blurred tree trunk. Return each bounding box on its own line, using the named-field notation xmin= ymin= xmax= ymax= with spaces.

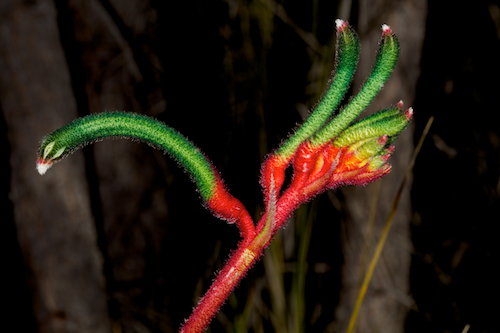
xmin=333 ymin=1 xmax=427 ymax=332
xmin=0 ymin=1 xmax=111 ymax=332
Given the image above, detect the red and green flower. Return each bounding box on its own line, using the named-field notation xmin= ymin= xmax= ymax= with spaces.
xmin=37 ymin=20 xmax=412 ymax=333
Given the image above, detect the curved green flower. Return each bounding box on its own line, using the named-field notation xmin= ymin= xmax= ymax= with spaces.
xmin=37 ymin=111 xmax=255 ymax=239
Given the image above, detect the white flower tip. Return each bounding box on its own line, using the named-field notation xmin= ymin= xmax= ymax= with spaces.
xmin=37 ymin=161 xmax=52 ymax=175
xmin=381 ymin=24 xmax=392 ymax=35
xmin=335 ymin=19 xmax=347 ymax=30
xmin=397 ymin=100 xmax=404 ymax=110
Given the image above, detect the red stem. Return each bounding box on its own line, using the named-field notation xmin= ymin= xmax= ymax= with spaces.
xmin=179 ymin=238 xmax=261 ymax=332
xmin=181 ymin=186 xmax=285 ymax=332
xmin=180 ymin=166 xmax=315 ymax=332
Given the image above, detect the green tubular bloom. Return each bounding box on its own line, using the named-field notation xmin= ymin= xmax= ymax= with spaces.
xmin=353 ymin=136 xmax=388 ymax=161
xmin=349 ymin=105 xmax=402 ymax=126
xmin=312 ymin=24 xmax=400 ymax=146
xmin=276 ymin=19 xmax=360 ymax=160
xmin=333 ymin=109 xmax=409 ymax=147
xmin=37 ymin=112 xmax=217 ymax=201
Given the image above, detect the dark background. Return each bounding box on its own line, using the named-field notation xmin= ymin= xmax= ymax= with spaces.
xmin=2 ymin=0 xmax=499 ymax=332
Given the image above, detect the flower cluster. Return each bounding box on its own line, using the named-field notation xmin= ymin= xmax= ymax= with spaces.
xmin=261 ymin=103 xmax=412 ymax=228
xmin=181 ymin=20 xmax=412 ymax=332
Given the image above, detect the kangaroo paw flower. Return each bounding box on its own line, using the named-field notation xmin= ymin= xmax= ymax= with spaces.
xmin=36 ymin=112 xmax=255 ymax=239
xmin=37 ymin=19 xmax=412 ymax=333
xmin=260 ymin=23 xmax=410 ymax=230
